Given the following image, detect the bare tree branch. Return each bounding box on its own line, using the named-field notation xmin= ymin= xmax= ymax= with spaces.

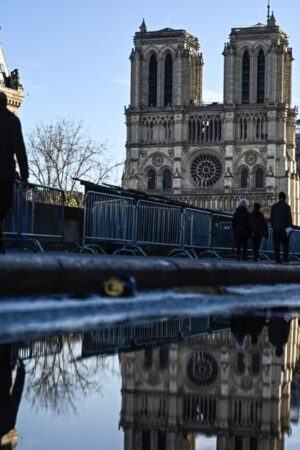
xmin=26 ymin=118 xmax=124 ymax=205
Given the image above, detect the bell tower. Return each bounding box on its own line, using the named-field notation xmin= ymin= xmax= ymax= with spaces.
xmin=123 ymin=20 xmax=203 ymax=192
xmin=223 ymin=11 xmax=293 ymax=106
xmin=0 ymin=43 xmax=24 ymax=115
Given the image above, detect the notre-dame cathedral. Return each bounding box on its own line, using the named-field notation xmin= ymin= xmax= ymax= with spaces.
xmin=122 ymin=10 xmax=300 ymax=225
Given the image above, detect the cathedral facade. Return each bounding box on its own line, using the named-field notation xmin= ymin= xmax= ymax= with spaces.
xmin=122 ymin=12 xmax=300 ymax=224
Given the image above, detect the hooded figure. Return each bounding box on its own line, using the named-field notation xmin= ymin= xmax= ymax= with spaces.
xmin=0 ymin=92 xmax=28 ymax=253
xmin=232 ymin=199 xmax=252 ymax=260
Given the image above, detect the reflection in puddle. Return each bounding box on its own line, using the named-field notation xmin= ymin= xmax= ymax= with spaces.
xmin=1 ymin=309 xmax=300 ymax=449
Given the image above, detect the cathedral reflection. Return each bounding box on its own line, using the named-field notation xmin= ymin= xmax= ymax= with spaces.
xmin=116 ymin=313 xmax=300 ymax=450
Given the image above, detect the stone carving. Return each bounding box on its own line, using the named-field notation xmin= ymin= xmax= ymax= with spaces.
xmin=245 ymin=151 xmax=258 ymax=166
xmin=259 ymin=146 xmax=267 ymax=155
xmin=140 ymin=150 xmax=148 ymax=158
xmin=190 ymin=154 xmax=222 ymax=187
xmin=168 ymin=149 xmax=174 ymax=157
xmin=187 ymin=351 xmax=218 ymax=386
xmin=152 ymin=153 xmax=164 ymax=167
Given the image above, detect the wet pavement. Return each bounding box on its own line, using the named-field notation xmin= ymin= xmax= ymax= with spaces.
xmin=1 ymin=284 xmax=300 ymax=449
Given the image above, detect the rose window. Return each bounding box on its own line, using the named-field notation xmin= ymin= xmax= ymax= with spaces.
xmin=187 ymin=351 xmax=218 ymax=386
xmin=190 ymin=154 xmax=222 ymax=187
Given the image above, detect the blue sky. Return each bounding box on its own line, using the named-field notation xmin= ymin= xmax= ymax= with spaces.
xmin=1 ymin=0 xmax=300 ymax=179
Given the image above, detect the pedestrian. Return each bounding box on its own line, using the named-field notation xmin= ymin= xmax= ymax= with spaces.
xmin=250 ymin=203 xmax=268 ymax=261
xmin=0 ymin=92 xmax=28 ymax=253
xmin=232 ymin=198 xmax=252 ymax=261
xmin=270 ymin=192 xmax=292 ymax=264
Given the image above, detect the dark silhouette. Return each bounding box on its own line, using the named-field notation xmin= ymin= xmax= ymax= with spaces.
xmin=268 ymin=310 xmax=291 ymax=357
xmin=0 ymin=92 xmax=28 ymax=253
xmin=0 ymin=345 xmax=25 ymax=449
xmin=232 ymin=199 xmax=252 ymax=261
xmin=250 ymin=203 xmax=268 ymax=261
xmin=230 ymin=312 xmax=267 ymax=348
xmin=270 ymin=192 xmax=292 ymax=263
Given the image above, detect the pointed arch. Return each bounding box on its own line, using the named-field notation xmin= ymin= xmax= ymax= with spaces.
xmin=241 ymin=167 xmax=249 ymax=188
xmin=147 ymin=168 xmax=156 ymax=190
xmin=162 ymin=168 xmax=172 ymax=191
xmin=242 ymin=50 xmax=250 ymax=104
xmin=148 ymin=54 xmax=157 ymax=107
xmin=255 ymin=167 xmax=264 ymax=188
xmin=164 ymin=53 xmax=173 ymax=106
xmin=257 ymin=49 xmax=265 ymax=103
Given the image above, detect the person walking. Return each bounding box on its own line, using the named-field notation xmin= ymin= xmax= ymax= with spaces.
xmin=232 ymin=198 xmax=252 ymax=261
xmin=270 ymin=192 xmax=292 ymax=264
xmin=250 ymin=203 xmax=268 ymax=261
xmin=0 ymin=92 xmax=28 ymax=253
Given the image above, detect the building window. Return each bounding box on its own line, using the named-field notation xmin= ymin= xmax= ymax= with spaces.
xmin=162 ymin=169 xmax=172 ymax=191
xmin=159 ymin=347 xmax=169 ymax=369
xmin=144 ymin=348 xmax=153 ymax=369
xmin=255 ymin=168 xmax=264 ymax=188
xmin=142 ymin=430 xmax=151 ymax=450
xmin=242 ymin=50 xmax=250 ymax=104
xmin=190 ymin=154 xmax=222 ymax=187
xmin=147 ymin=169 xmax=156 ymax=191
xmin=241 ymin=168 xmax=249 ymax=188
xmin=164 ymin=53 xmax=173 ymax=106
xmin=251 ymin=353 xmax=260 ymax=374
xmin=257 ymin=50 xmax=265 ymax=103
xmin=237 ymin=352 xmax=245 ymax=373
xmin=157 ymin=431 xmax=166 ymax=450
xmin=149 ymin=54 xmax=157 ymax=107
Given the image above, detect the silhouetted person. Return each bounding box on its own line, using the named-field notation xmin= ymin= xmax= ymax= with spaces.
xmin=268 ymin=310 xmax=291 ymax=357
xmin=0 ymin=92 xmax=28 ymax=253
xmin=232 ymin=199 xmax=252 ymax=261
xmin=0 ymin=345 xmax=25 ymax=448
xmin=270 ymin=192 xmax=292 ymax=263
xmin=250 ymin=203 xmax=268 ymax=261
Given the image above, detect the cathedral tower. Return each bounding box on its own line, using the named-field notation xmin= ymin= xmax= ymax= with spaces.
xmin=123 ymin=13 xmax=300 ymax=224
xmin=0 ymin=43 xmax=24 ymax=115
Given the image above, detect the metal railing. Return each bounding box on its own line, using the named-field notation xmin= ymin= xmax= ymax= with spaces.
xmin=2 ymin=181 xmax=65 ymax=243
xmin=83 ymin=188 xmax=300 ymax=259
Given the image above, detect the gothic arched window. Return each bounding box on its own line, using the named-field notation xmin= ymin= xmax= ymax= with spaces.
xmin=241 ymin=168 xmax=249 ymax=188
xmin=164 ymin=53 xmax=173 ymax=106
xmin=242 ymin=50 xmax=250 ymax=104
xmin=148 ymin=54 xmax=157 ymax=107
xmin=147 ymin=168 xmax=156 ymax=191
xmin=144 ymin=348 xmax=153 ymax=369
xmin=162 ymin=168 xmax=172 ymax=191
xmin=255 ymin=168 xmax=264 ymax=188
xmin=257 ymin=50 xmax=265 ymax=103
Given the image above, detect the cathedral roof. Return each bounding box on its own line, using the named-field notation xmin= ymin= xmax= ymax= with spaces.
xmin=134 ymin=26 xmax=199 ymax=48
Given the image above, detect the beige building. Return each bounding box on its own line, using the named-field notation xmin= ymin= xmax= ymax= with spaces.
xmin=123 ymin=12 xmax=300 ymax=224
xmin=0 ymin=43 xmax=24 ymax=115
xmin=120 ymin=318 xmax=300 ymax=450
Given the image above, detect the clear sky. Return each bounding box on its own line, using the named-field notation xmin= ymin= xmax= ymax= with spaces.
xmin=1 ymin=0 xmax=300 ymax=181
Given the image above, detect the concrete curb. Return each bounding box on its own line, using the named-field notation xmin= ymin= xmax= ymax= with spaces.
xmin=1 ymin=253 xmax=300 ymax=297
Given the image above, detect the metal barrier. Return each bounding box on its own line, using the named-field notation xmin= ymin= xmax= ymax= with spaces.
xmin=82 ymin=186 xmax=300 ymax=260
xmin=3 ymin=181 xmax=65 ymax=242
xmin=84 ymin=191 xmax=135 ymax=245
xmin=135 ymin=200 xmax=182 ymax=247
xmin=183 ymin=208 xmax=211 ymax=250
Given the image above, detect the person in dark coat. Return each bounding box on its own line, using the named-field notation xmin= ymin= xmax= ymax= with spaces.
xmin=268 ymin=309 xmax=291 ymax=357
xmin=250 ymin=203 xmax=268 ymax=261
xmin=270 ymin=192 xmax=292 ymax=263
xmin=0 ymin=345 xmax=25 ymax=449
xmin=0 ymin=92 xmax=28 ymax=253
xmin=232 ymin=199 xmax=252 ymax=261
